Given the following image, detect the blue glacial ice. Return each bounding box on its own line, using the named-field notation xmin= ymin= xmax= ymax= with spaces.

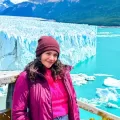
xmin=0 ymin=16 xmax=97 ymax=70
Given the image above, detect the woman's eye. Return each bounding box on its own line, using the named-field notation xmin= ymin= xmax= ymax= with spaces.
xmin=46 ymin=52 xmax=51 ymax=55
xmin=54 ymin=54 xmax=58 ymax=57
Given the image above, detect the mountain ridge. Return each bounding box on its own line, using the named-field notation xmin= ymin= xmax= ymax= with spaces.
xmin=0 ymin=0 xmax=120 ymax=26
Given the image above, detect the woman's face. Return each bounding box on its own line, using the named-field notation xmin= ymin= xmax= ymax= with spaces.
xmin=40 ymin=50 xmax=58 ymax=68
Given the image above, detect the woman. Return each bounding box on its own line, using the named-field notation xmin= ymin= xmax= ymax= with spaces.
xmin=12 ymin=36 xmax=80 ymax=120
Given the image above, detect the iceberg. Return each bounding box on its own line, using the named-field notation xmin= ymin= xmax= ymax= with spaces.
xmin=94 ymin=73 xmax=113 ymax=77
xmin=96 ymin=88 xmax=120 ymax=102
xmin=0 ymin=16 xmax=97 ymax=70
xmin=106 ymin=102 xmax=120 ymax=109
xmin=71 ymin=73 xmax=95 ymax=86
xmin=104 ymin=77 xmax=120 ymax=89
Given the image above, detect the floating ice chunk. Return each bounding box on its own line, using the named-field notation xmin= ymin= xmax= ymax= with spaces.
xmin=78 ymin=73 xmax=95 ymax=81
xmin=78 ymin=97 xmax=105 ymax=107
xmin=106 ymin=102 xmax=120 ymax=109
xmin=70 ymin=73 xmax=95 ymax=86
xmin=94 ymin=73 xmax=113 ymax=77
xmin=96 ymin=88 xmax=120 ymax=102
xmin=71 ymin=74 xmax=87 ymax=85
xmin=85 ymin=76 xmax=95 ymax=81
xmin=104 ymin=77 xmax=120 ymax=89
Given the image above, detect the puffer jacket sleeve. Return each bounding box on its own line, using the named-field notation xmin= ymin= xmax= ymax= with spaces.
xmin=12 ymin=72 xmax=30 ymax=120
xmin=67 ymin=71 xmax=80 ymax=120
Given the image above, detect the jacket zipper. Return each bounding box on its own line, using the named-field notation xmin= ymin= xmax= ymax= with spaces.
xmin=64 ymin=77 xmax=74 ymax=119
xmin=46 ymin=81 xmax=54 ymax=120
xmin=38 ymin=73 xmax=54 ymax=120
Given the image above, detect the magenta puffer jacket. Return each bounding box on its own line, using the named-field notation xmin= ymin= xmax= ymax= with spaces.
xmin=12 ymin=69 xmax=80 ymax=120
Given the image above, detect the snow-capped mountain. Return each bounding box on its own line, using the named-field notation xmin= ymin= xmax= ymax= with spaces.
xmin=0 ymin=0 xmax=79 ymax=13
xmin=0 ymin=0 xmax=120 ymax=26
xmin=3 ymin=0 xmax=79 ymax=4
xmin=0 ymin=0 xmax=77 ymax=17
xmin=0 ymin=0 xmax=14 ymax=12
xmin=28 ymin=0 xmax=79 ymax=3
xmin=10 ymin=0 xmax=29 ymax=4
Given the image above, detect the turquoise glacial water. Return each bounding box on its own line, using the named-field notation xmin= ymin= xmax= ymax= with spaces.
xmin=71 ymin=27 xmax=120 ymax=119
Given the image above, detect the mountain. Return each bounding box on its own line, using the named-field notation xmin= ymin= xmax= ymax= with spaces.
xmin=28 ymin=0 xmax=79 ymax=4
xmin=0 ymin=0 xmax=14 ymax=12
xmin=0 ymin=4 xmax=6 ymax=12
xmin=0 ymin=0 xmax=120 ymax=26
xmin=1 ymin=2 xmax=35 ymax=16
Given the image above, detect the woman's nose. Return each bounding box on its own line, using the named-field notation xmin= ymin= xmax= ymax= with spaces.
xmin=49 ymin=55 xmax=55 ymax=60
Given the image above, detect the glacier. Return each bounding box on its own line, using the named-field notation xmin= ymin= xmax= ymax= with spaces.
xmin=0 ymin=16 xmax=97 ymax=70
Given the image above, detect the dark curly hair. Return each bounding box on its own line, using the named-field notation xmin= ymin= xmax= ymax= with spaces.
xmin=24 ymin=57 xmax=68 ymax=81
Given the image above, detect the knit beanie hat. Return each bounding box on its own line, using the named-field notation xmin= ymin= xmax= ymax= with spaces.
xmin=36 ymin=36 xmax=60 ymax=57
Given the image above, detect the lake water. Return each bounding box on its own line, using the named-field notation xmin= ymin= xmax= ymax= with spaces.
xmin=71 ymin=27 xmax=120 ymax=119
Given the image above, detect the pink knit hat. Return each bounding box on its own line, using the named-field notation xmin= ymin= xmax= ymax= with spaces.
xmin=36 ymin=36 xmax=60 ymax=57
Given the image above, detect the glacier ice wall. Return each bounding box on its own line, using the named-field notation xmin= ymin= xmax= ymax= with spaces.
xmin=0 ymin=16 xmax=97 ymax=70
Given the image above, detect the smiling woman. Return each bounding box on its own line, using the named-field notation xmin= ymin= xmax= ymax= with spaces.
xmin=40 ymin=51 xmax=58 ymax=68
xmin=12 ymin=36 xmax=80 ymax=120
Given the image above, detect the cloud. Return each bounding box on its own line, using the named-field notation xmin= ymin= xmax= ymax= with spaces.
xmin=10 ymin=0 xmax=79 ymax=4
xmin=48 ymin=0 xmax=61 ymax=2
xmin=10 ymin=0 xmax=29 ymax=4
